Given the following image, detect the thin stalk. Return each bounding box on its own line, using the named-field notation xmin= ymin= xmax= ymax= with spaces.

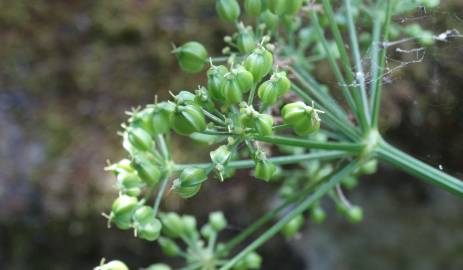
xmin=371 ymin=0 xmax=393 ymax=128
xmin=289 ymin=64 xmax=348 ymax=120
xmin=309 ymin=10 xmax=364 ymax=129
xmin=219 ymin=161 xmax=360 ymax=270
xmin=152 ymin=176 xmax=170 ymax=217
xmin=248 ymin=85 xmax=257 ymax=105
xmin=152 ymin=134 xmax=171 ymax=217
xmin=321 ymin=0 xmax=356 ymax=84
xmin=254 ymin=135 xmax=365 ymax=153
xmin=156 ymin=134 xmax=171 ymax=161
xmin=368 ymin=0 xmax=383 ymax=101
xmin=345 ymin=0 xmax=371 ymax=130
xmin=174 ymin=151 xmax=348 ymax=171
xmin=203 ymin=109 xmax=227 ymax=126
xmin=377 ymin=141 xmax=463 ymax=197
xmin=200 ymin=130 xmax=236 ymax=136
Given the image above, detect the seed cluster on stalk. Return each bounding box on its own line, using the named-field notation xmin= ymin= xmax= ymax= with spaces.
xmin=97 ymin=0 xmax=448 ymax=269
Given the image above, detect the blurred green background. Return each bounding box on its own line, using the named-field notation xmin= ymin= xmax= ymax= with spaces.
xmin=0 ymin=0 xmax=462 ymax=269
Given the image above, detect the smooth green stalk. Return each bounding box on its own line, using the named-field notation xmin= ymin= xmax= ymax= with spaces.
xmin=248 ymin=85 xmax=257 ymax=105
xmin=203 ymin=109 xmax=227 ymax=126
xmin=371 ymin=0 xmax=393 ymax=128
xmin=219 ymin=161 xmax=360 ymax=270
xmin=321 ymin=0 xmax=356 ymax=84
xmin=377 ymin=141 xmax=463 ymax=197
xmin=345 ymin=0 xmax=371 ymax=131
xmin=368 ymin=0 xmax=383 ymax=104
xmin=153 ymin=134 xmax=171 ymax=217
xmin=174 ymin=151 xmax=348 ymax=171
xmin=156 ymin=134 xmax=171 ymax=161
xmin=153 ymin=176 xmax=170 ymax=217
xmin=289 ymin=64 xmax=349 ymax=121
xmin=254 ymin=135 xmax=365 ymax=153
xmin=308 ymin=10 xmax=364 ymax=129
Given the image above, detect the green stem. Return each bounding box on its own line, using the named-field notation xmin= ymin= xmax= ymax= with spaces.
xmin=376 ymin=141 xmax=463 ymax=197
xmin=219 ymin=161 xmax=360 ymax=270
xmin=152 ymin=134 xmax=171 ymax=217
xmin=371 ymin=0 xmax=392 ymax=128
xmin=174 ymin=151 xmax=347 ymax=171
xmin=200 ymin=130 xmax=236 ymax=136
xmin=321 ymin=0 xmax=355 ymax=84
xmin=248 ymin=85 xmax=257 ymax=105
xmin=203 ymin=109 xmax=227 ymax=126
xmin=254 ymin=135 xmax=364 ymax=153
xmin=152 ymin=176 xmax=170 ymax=217
xmin=155 ymin=134 xmax=171 ymax=161
xmin=308 ymin=10 xmax=361 ymax=128
xmin=345 ymin=0 xmax=371 ymax=131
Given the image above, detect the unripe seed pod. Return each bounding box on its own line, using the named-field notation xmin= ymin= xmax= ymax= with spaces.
xmin=281 ymin=102 xmax=321 ymax=136
xmin=255 ymin=113 xmax=273 ymax=136
xmin=173 ymin=180 xmax=201 ymax=198
xmin=159 ymin=237 xmax=180 ymax=257
xmin=95 ymin=260 xmax=129 ymax=270
xmin=207 ymin=65 xmax=228 ymax=100
xmin=271 ymin=71 xmax=291 ymax=95
xmin=173 ymin=167 xmax=208 ymax=198
xmin=310 ymin=206 xmax=326 ymax=224
xmin=244 ymin=46 xmax=273 ymax=82
xmin=160 ymin=212 xmax=184 ymax=238
xmin=346 ymin=206 xmax=363 ymax=224
xmin=181 ymin=215 xmax=198 ymax=237
xmin=137 ymin=219 xmax=162 ymax=241
xmin=132 ymin=155 xmax=161 ymax=186
xmin=132 ymin=206 xmax=155 ymax=225
xmin=179 ymin=167 xmax=208 ymax=187
xmin=221 ymin=76 xmax=243 ymax=104
xmin=245 ymin=0 xmax=262 ymax=16
xmin=286 ymin=0 xmax=304 ymax=15
xmin=209 ymin=211 xmax=227 ymax=231
xmin=216 ymin=0 xmax=241 ymax=22
xmin=174 ymin=42 xmax=208 ymax=73
xmin=133 ymin=105 xmax=173 ymax=135
xmin=174 ymin=91 xmax=197 ymax=105
xmin=210 ymin=145 xmax=232 ymax=165
xmin=111 ymin=195 xmax=138 ymax=230
xmin=342 ymin=175 xmax=359 ymax=190
xmin=172 ymin=104 xmax=207 ymax=135
xmin=201 ymin=224 xmax=215 ymax=239
xmin=117 ymin=171 xmax=143 ymax=196
xmin=259 ymin=10 xmax=279 ymax=32
xmin=267 ymin=0 xmax=286 ymax=15
xmin=359 ymin=159 xmax=378 ymax=175
xmin=233 ymin=65 xmax=254 ymax=93
xmin=254 ymin=160 xmax=276 ymax=181
xmin=146 ymin=264 xmax=172 ymax=270
xmin=127 ymin=127 xmax=154 ymax=152
xmin=237 ymin=26 xmax=257 ymax=53
xmin=281 ymin=214 xmax=304 ymax=238
xmin=257 ymin=80 xmax=280 ymax=105
xmin=244 ymin=252 xmax=262 ymax=269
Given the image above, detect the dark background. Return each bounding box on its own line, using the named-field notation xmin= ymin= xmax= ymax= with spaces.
xmin=0 ymin=1 xmax=462 ymax=269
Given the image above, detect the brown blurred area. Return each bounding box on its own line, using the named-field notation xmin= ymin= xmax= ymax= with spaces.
xmin=0 ymin=0 xmax=462 ymax=269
